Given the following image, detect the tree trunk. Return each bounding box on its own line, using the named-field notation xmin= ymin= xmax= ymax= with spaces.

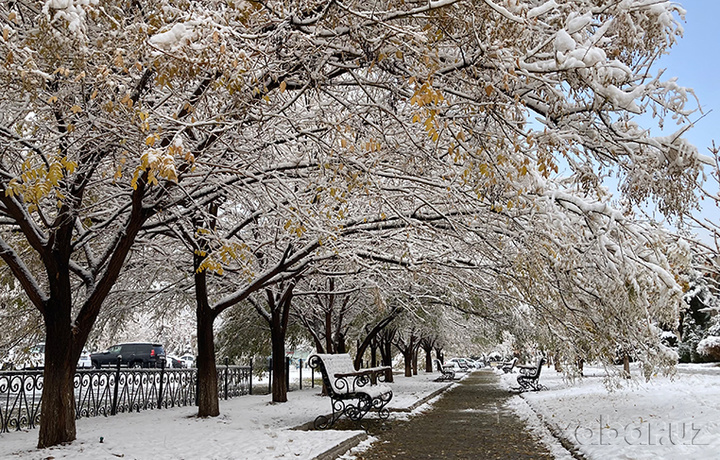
xmin=267 ymin=282 xmax=295 ymax=403
xmin=424 ymin=347 xmax=433 ymax=372
xmin=324 ymin=310 xmax=333 ymax=354
xmin=623 ymin=353 xmax=631 ymax=379
xmin=412 ymin=349 xmax=418 ymax=375
xmin=196 ymin=298 xmax=219 ymax=416
xmin=271 ymin=316 xmax=288 ymax=403
xmin=194 ymin=204 xmax=220 ymax=417
xmin=381 ymin=339 xmax=394 ymax=383
xmin=38 ymin=308 xmax=77 ymax=448
xmin=403 ymin=352 xmax=412 ymax=377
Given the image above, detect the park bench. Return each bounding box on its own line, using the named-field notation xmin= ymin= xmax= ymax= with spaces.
xmin=308 ymin=353 xmax=393 ymax=429
xmin=511 ymin=357 xmax=547 ymax=392
xmin=433 ymin=359 xmax=456 ymax=381
xmin=501 ymin=357 xmax=518 ymax=373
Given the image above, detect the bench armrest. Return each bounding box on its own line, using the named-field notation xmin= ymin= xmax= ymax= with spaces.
xmin=334 ymin=370 xmax=369 ymax=378
xmin=334 ymin=366 xmax=392 ymax=388
xmin=363 ymin=365 xmax=391 ymax=373
xmin=335 ymin=366 xmax=390 ymax=379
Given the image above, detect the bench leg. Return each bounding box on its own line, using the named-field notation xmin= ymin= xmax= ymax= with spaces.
xmin=346 ymin=394 xmax=372 ymax=421
xmin=314 ymin=398 xmax=346 ymax=429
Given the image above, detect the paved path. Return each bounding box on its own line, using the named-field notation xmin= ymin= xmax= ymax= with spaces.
xmin=350 ymin=370 xmax=556 ymax=459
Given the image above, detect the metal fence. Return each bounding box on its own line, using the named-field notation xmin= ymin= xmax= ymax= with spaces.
xmin=0 ymin=363 xmax=251 ymax=433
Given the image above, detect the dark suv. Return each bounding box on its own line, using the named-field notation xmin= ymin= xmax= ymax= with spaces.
xmin=90 ymin=343 xmax=165 ymax=368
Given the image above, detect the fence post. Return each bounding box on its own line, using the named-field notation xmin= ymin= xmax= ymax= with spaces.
xmin=158 ymin=356 xmax=166 ymax=408
xmin=299 ymin=359 xmax=303 ymax=390
xmin=224 ymin=357 xmax=229 ymax=400
xmin=249 ymin=358 xmax=253 ymax=395
xmin=285 ymin=357 xmax=290 ymax=392
xmin=268 ymin=357 xmax=272 ymax=394
xmin=111 ymin=355 xmax=122 ymax=416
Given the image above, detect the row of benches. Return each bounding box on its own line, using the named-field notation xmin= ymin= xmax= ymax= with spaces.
xmin=309 ymin=353 xmax=547 ymax=428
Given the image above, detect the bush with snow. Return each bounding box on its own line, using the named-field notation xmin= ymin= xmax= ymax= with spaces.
xmin=697 ymin=336 xmax=720 ymax=360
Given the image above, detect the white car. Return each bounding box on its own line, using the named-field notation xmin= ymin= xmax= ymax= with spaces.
xmin=179 ymin=354 xmax=195 ymax=368
xmin=77 ymin=350 xmax=92 ymax=368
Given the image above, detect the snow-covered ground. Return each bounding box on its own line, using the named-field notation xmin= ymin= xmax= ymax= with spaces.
xmin=3 ymin=364 xmax=719 ymax=459
xmin=0 ymin=371 xmax=452 ymax=460
xmin=499 ymin=363 xmax=720 ymax=460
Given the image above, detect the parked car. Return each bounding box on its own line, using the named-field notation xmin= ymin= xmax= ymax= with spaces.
xmin=178 ymin=354 xmax=195 ymax=368
xmin=166 ymin=355 xmax=184 ymax=368
xmin=77 ymin=349 xmax=92 ymax=368
xmin=90 ymin=342 xmax=165 ymax=368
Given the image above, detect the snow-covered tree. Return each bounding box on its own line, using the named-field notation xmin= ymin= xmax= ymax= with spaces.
xmin=0 ymin=0 xmax=709 ymax=447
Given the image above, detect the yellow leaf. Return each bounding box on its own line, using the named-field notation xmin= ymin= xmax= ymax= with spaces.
xmin=485 ymin=84 xmax=493 ymax=96
xmin=48 ymin=96 xmax=58 ymax=104
xmin=279 ymin=80 xmax=286 ymax=93
xmin=8 ymin=12 xmax=16 ymax=21
xmin=145 ymin=135 xmax=156 ymax=146
xmin=3 ymin=28 xmax=8 ymax=41
xmin=71 ymin=105 xmax=82 ymax=114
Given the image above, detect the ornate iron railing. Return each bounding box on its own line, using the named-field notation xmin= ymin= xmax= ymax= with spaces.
xmin=0 ymin=364 xmax=251 ymax=433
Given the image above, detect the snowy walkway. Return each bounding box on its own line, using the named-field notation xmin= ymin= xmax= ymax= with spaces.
xmin=347 ymin=370 xmax=558 ymax=459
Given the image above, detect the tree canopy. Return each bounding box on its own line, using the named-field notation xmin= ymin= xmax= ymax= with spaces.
xmin=0 ymin=0 xmax=711 ymax=447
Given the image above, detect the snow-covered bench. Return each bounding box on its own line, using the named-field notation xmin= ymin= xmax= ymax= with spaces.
xmin=308 ymin=353 xmax=393 ymax=429
xmin=501 ymin=357 xmax=518 ymax=374
xmin=511 ymin=357 xmax=547 ymax=392
xmin=433 ymin=359 xmax=456 ymax=381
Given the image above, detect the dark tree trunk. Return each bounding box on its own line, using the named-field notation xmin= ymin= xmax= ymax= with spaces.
xmin=412 ymin=349 xmax=418 ymax=376
xmin=336 ymin=332 xmax=346 ymax=354
xmin=271 ymin=312 xmax=288 ymax=403
xmin=404 ymin=352 xmax=412 ymax=377
xmin=424 ymin=347 xmax=433 ymax=372
xmin=419 ymin=338 xmax=435 ymax=373
xmin=196 ymin=286 xmax=219 ymax=416
xmin=381 ymin=338 xmax=394 ymax=383
xmin=194 ymin=206 xmax=220 ymax=417
xmin=324 ymin=310 xmax=333 ymax=354
xmin=370 ymin=341 xmax=378 ymax=367
xmin=263 ymin=281 xmax=295 ymax=403
xmin=38 ymin=301 xmax=78 ymax=448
